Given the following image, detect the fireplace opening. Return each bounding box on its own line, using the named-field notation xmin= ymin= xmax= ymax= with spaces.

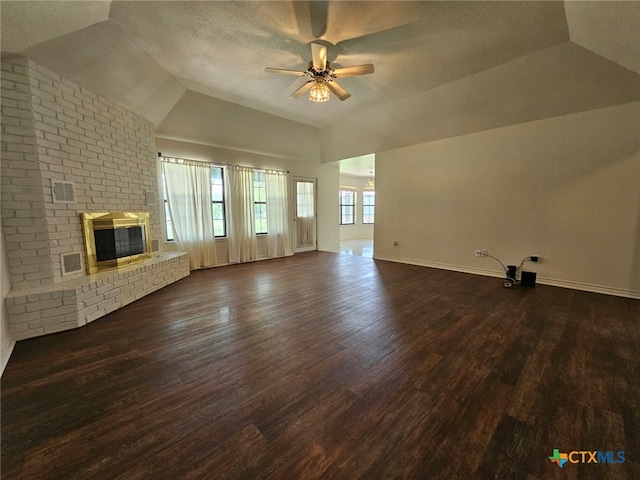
xmin=81 ymin=212 xmax=151 ymax=274
xmin=95 ymin=226 xmax=145 ymax=262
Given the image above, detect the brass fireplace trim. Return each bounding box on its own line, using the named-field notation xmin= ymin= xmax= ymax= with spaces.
xmin=81 ymin=212 xmax=151 ymax=274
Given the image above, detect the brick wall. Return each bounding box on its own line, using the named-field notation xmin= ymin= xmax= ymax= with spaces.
xmin=1 ymin=57 xmax=55 ymax=286
xmin=1 ymin=57 xmax=186 ymax=341
xmin=1 ymin=57 xmax=162 ymax=288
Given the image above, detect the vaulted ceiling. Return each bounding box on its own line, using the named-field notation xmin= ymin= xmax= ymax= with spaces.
xmin=2 ymin=1 xmax=639 ymax=168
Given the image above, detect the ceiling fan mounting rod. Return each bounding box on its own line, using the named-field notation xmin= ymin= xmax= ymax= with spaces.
xmin=307 ymin=61 xmax=333 ymax=79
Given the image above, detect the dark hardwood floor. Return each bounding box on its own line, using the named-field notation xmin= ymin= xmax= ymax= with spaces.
xmin=2 ymin=252 xmax=639 ymax=479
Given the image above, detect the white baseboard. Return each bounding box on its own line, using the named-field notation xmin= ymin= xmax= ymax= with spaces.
xmin=372 ymin=254 xmax=640 ymax=300
xmin=193 ymin=252 xmax=296 ymax=270
xmin=533 ymin=277 xmax=640 ymax=300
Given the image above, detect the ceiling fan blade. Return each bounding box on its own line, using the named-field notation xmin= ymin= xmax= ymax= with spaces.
xmin=311 ymin=43 xmax=327 ymax=71
xmin=265 ymin=67 xmax=307 ymax=76
xmin=332 ymin=64 xmax=375 ymax=78
xmin=290 ymin=80 xmax=314 ymax=99
xmin=326 ymin=81 xmax=351 ymax=101
xmin=293 ymin=2 xmax=328 ymax=39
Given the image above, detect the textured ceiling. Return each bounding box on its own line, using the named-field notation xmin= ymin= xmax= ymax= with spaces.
xmin=1 ymin=1 xmax=639 ymax=173
xmin=3 ymin=0 xmax=573 ymax=128
xmin=105 ymin=0 xmax=570 ymax=128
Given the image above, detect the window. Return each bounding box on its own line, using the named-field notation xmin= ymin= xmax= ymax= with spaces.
xmin=253 ymin=171 xmax=268 ymax=234
xmin=211 ymin=167 xmax=226 ymax=237
xmin=296 ymin=181 xmax=314 ymax=219
xmin=163 ymin=165 xmax=227 ymax=241
xmin=339 ymin=189 xmax=355 ymax=225
xmin=362 ymin=190 xmax=375 ymax=224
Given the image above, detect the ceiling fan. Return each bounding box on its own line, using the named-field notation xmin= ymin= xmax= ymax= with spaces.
xmin=265 ymin=43 xmax=374 ymax=102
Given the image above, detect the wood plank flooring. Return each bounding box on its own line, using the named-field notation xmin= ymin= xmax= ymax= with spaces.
xmin=2 ymin=252 xmax=639 ymax=479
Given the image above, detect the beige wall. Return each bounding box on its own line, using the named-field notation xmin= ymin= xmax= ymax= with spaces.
xmin=374 ymin=102 xmax=640 ymax=298
xmin=339 ymin=174 xmax=374 ymax=241
xmin=155 ymin=138 xmax=340 ymax=256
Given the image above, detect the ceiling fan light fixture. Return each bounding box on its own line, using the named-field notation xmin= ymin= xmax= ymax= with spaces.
xmin=309 ymin=80 xmax=330 ymax=103
xmin=266 ymin=43 xmax=374 ymax=103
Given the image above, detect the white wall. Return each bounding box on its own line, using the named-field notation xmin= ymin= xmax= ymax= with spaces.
xmin=155 ymin=138 xmax=340 ymax=256
xmin=339 ymin=174 xmax=374 ymax=241
xmin=1 ymin=220 xmax=16 ymax=376
xmin=374 ymin=102 xmax=640 ymax=298
xmin=157 ymin=90 xmax=322 ymax=162
xmin=320 ymin=42 xmax=640 ymax=164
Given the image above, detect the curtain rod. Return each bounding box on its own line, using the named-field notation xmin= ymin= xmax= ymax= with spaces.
xmin=158 ymin=153 xmax=290 ymax=174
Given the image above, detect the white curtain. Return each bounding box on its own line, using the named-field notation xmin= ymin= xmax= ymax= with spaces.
xmin=227 ymin=165 xmax=258 ymax=263
xmin=266 ymin=171 xmax=293 ymax=258
xmin=163 ymin=160 xmax=217 ymax=269
xmin=296 ymin=181 xmax=315 ymax=248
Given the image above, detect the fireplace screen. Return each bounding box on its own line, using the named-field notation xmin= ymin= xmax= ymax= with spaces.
xmin=81 ymin=212 xmax=151 ymax=274
xmin=94 ymin=226 xmax=145 ymax=262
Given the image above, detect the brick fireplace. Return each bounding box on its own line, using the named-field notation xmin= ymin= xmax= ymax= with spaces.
xmin=1 ymin=57 xmax=190 ymax=340
xmin=81 ymin=212 xmax=151 ymax=274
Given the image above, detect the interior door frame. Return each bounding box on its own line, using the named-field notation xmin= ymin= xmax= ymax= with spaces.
xmin=292 ymin=176 xmax=317 ymax=253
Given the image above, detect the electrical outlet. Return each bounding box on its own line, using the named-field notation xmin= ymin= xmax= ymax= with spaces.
xmin=475 ymin=250 xmax=481 ymax=257
xmin=393 ymin=240 xmax=398 ymax=247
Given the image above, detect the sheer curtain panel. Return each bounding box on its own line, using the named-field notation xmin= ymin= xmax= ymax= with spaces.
xmin=266 ymin=171 xmax=293 ymax=258
xmin=163 ymin=160 xmax=217 ymax=269
xmin=227 ymin=165 xmax=258 ymax=263
xmin=296 ymin=180 xmax=315 ymax=248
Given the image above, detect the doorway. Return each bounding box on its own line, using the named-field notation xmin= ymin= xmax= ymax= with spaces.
xmin=339 ymin=239 xmax=373 ymax=258
xmin=293 ymin=177 xmax=317 ymax=252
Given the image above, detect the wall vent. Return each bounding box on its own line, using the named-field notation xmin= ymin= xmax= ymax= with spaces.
xmin=61 ymin=252 xmax=82 ymax=276
xmin=52 ymin=179 xmax=76 ymax=204
xmin=151 ymin=239 xmax=159 ymax=252
xmin=145 ymin=189 xmax=157 ymax=206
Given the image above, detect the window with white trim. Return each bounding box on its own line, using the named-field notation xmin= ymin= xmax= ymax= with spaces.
xmin=163 ymin=166 xmax=227 ymax=240
xmin=362 ymin=190 xmax=375 ymax=224
xmin=339 ymin=189 xmax=355 ymax=225
xmin=253 ymin=171 xmax=268 ymax=234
